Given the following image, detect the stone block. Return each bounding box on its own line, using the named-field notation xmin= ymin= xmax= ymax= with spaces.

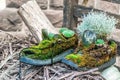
xmin=36 ymin=0 xmax=48 ymax=9
xmin=115 ymin=56 xmax=120 ymax=67
xmin=109 ymin=29 xmax=120 ymax=43
xmin=96 ymin=0 xmax=119 ymax=14
xmin=6 ymin=0 xmax=28 ymax=8
xmin=6 ymin=0 xmax=48 ymax=9
xmin=43 ymin=10 xmax=63 ymax=28
xmin=50 ymin=0 xmax=63 ymax=8
xmin=0 ymin=8 xmax=23 ymax=31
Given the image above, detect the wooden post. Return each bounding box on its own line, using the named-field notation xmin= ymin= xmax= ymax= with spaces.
xmin=18 ymin=0 xmax=58 ymax=42
xmin=63 ymin=0 xmax=78 ymax=30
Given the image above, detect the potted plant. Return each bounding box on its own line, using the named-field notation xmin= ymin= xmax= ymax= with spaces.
xmin=62 ymin=12 xmax=118 ymax=71
xmin=20 ymin=28 xmax=78 ymax=65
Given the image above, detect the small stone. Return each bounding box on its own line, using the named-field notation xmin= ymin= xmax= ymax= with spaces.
xmin=0 ymin=8 xmax=23 ymax=31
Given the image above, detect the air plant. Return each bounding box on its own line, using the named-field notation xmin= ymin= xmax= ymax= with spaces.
xmin=63 ymin=12 xmax=118 ymax=69
xmin=77 ymin=12 xmax=118 ymax=38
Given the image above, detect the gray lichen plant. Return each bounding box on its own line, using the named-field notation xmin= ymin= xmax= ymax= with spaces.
xmin=77 ymin=12 xmax=118 ymax=39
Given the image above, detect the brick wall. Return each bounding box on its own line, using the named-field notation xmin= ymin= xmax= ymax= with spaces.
xmin=6 ymin=0 xmax=120 ymax=15
xmin=79 ymin=0 xmax=120 ymax=15
xmin=6 ymin=0 xmax=63 ymax=9
xmin=5 ymin=0 xmax=120 ymax=28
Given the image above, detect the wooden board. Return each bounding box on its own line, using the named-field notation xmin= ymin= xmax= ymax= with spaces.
xmin=18 ymin=0 xmax=58 ymax=42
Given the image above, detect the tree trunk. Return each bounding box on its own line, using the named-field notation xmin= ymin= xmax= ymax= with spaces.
xmin=18 ymin=0 xmax=58 ymax=42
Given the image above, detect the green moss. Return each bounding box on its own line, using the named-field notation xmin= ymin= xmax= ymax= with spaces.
xmin=65 ymin=40 xmax=117 ymax=68
xmin=109 ymin=41 xmax=117 ymax=48
xmin=65 ymin=53 xmax=82 ymax=64
xmin=95 ymin=39 xmax=105 ymax=45
xmin=38 ymin=40 xmax=54 ymax=49
xmin=66 ymin=53 xmax=99 ymax=67
xmin=62 ymin=30 xmax=75 ymax=38
xmin=59 ymin=28 xmax=75 ymax=38
xmin=109 ymin=41 xmax=117 ymax=56
xmin=66 ymin=54 xmax=78 ymax=59
xmin=21 ymin=34 xmax=78 ymax=60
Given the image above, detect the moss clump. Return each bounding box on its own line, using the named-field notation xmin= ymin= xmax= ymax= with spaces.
xmin=38 ymin=40 xmax=54 ymax=49
xmin=108 ymin=40 xmax=117 ymax=57
xmin=74 ymin=11 xmax=118 ymax=68
xmin=65 ymin=40 xmax=117 ymax=68
xmin=66 ymin=53 xmax=81 ymax=64
xmin=95 ymin=39 xmax=105 ymax=45
xmin=59 ymin=28 xmax=68 ymax=33
xmin=62 ymin=30 xmax=75 ymax=38
xmin=59 ymin=28 xmax=75 ymax=38
xmin=65 ymin=53 xmax=97 ymax=67
xmin=21 ymin=34 xmax=78 ymax=60
xmin=109 ymin=41 xmax=117 ymax=48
